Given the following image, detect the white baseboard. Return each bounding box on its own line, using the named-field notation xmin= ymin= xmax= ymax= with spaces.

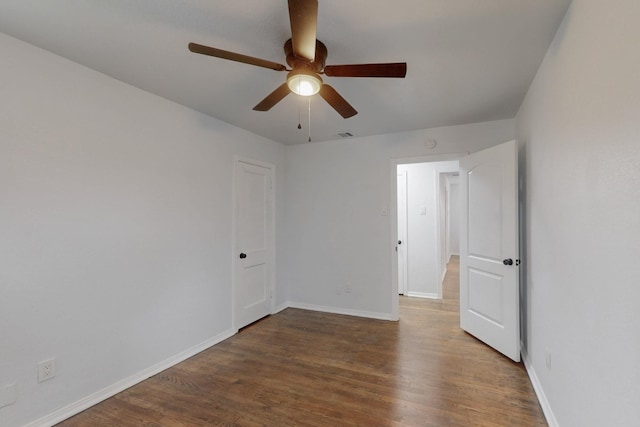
xmin=25 ymin=302 xmax=396 ymax=426
xmin=272 ymin=301 xmax=289 ymax=314
xmin=286 ymin=301 xmax=394 ymax=321
xmin=406 ymin=291 xmax=439 ymax=299
xmin=522 ymin=349 xmax=559 ymax=427
xmin=25 ymin=328 xmax=236 ymax=427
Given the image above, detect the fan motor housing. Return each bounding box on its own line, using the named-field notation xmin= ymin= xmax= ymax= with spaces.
xmin=285 ymin=38 xmax=327 ymax=72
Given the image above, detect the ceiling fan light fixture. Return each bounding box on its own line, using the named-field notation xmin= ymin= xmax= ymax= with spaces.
xmin=287 ymin=70 xmax=322 ymax=96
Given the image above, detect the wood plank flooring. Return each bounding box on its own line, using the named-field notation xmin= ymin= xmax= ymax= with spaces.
xmin=58 ymin=257 xmax=546 ymax=426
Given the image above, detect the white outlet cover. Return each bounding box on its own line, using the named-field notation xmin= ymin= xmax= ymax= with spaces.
xmin=38 ymin=358 xmax=56 ymax=383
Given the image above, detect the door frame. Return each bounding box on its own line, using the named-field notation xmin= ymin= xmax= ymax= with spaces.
xmin=397 ymin=169 xmax=408 ymax=295
xmin=389 ymin=153 xmax=467 ymax=320
xmin=232 ymin=156 xmax=276 ymax=331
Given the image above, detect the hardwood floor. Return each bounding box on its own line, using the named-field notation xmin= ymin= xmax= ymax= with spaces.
xmin=58 ymin=257 xmax=546 ymax=426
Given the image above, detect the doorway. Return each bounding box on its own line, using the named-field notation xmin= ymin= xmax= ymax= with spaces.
xmin=390 ymin=154 xmax=462 ymax=320
xmin=391 ymin=141 xmax=520 ymax=361
xmin=441 ymin=172 xmax=460 ymax=279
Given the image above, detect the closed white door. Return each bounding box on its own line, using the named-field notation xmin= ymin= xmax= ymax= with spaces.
xmin=397 ymin=170 xmax=408 ymax=295
xmin=459 ymin=140 xmax=520 ymax=361
xmin=234 ymin=160 xmax=274 ymax=329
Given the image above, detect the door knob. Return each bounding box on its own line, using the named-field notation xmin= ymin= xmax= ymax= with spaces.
xmin=398 ymin=240 xmax=402 ymax=245
xmin=239 ymin=253 xmax=247 ymax=259
xmin=503 ymin=258 xmax=513 ymax=266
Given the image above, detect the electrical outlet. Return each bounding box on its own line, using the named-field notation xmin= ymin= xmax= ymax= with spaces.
xmin=38 ymin=358 xmax=56 ymax=383
xmin=344 ymin=282 xmax=352 ymax=293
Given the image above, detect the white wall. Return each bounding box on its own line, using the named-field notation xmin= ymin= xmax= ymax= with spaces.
xmin=516 ymin=1 xmax=640 ymax=425
xmin=283 ymin=120 xmax=515 ymax=318
xmin=398 ymin=162 xmax=458 ymax=299
xmin=0 ymin=33 xmax=285 ymax=427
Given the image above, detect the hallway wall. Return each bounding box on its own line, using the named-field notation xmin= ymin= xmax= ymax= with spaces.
xmin=398 ymin=161 xmax=458 ymax=299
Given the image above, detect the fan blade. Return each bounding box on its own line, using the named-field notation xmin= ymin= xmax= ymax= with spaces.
xmin=188 ymin=43 xmax=287 ymax=71
xmin=319 ymin=85 xmax=357 ymax=118
xmin=253 ymin=83 xmax=291 ymax=111
xmin=324 ymin=63 xmax=407 ymax=78
xmin=288 ymin=0 xmax=318 ymax=61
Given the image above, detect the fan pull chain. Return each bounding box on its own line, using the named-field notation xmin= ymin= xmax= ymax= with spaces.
xmin=308 ymin=97 xmax=312 ymax=142
xmin=297 ymin=99 xmax=302 ymax=130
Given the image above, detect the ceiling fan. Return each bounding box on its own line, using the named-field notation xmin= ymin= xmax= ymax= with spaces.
xmin=188 ymin=0 xmax=407 ymax=119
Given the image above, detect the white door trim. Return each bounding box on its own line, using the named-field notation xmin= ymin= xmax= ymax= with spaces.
xmin=434 ymin=170 xmax=444 ymax=300
xmin=397 ymin=169 xmax=408 ymax=295
xmin=232 ymin=156 xmax=276 ymax=331
xmin=389 ymin=153 xmax=468 ymax=321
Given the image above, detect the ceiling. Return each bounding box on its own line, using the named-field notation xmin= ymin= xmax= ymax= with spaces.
xmin=0 ymin=1 xmax=571 ymax=145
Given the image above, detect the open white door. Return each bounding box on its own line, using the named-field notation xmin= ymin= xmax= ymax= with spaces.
xmin=234 ymin=159 xmax=274 ymax=330
xmin=460 ymin=140 xmax=520 ymax=361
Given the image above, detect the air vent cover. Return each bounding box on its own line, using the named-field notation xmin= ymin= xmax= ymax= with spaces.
xmin=337 ymin=131 xmax=355 ymax=138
